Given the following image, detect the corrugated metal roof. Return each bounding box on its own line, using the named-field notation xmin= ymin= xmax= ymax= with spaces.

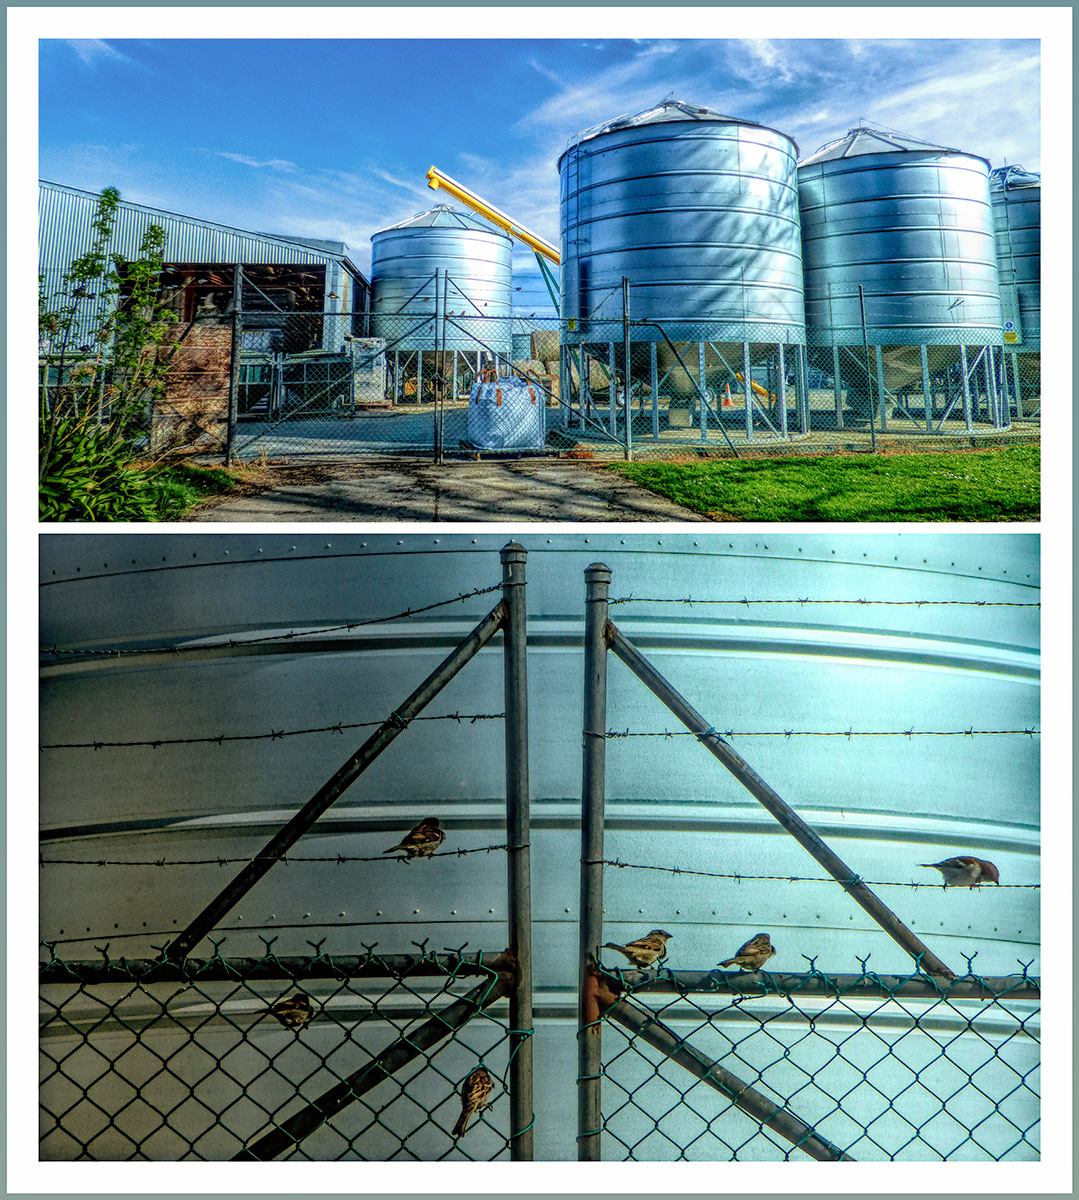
xmin=799 ymin=126 xmax=985 ymax=168
xmin=371 ymin=204 xmax=510 ymax=239
xmin=39 ymin=181 xmax=366 ymax=280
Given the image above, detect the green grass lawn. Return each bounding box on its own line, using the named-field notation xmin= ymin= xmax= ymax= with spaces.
xmin=610 ymin=445 xmax=1040 ymax=522
xmin=144 ymin=462 xmax=236 ymax=520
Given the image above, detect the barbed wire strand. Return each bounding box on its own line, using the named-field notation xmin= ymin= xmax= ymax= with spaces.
xmin=609 ymin=596 xmax=1038 ymax=608
xmin=40 ymin=843 xmax=510 ymax=869
xmin=592 ymin=858 xmax=1039 ymax=889
xmin=41 ymin=711 xmax=505 ymax=751
xmin=42 ymin=582 xmax=504 ymax=660
xmin=592 ymin=727 xmax=1040 ymax=741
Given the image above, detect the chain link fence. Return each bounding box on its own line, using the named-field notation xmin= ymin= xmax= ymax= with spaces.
xmin=40 ymin=944 xmax=520 ymax=1161
xmin=63 ymin=279 xmax=1031 ymax=464
xmin=590 ymin=962 xmax=1039 ymax=1162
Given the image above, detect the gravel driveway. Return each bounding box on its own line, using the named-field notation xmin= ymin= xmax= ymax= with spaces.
xmin=187 ymin=458 xmax=708 ymax=523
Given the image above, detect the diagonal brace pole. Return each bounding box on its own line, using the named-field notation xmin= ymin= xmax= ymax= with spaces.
xmin=232 ymin=962 xmax=515 ymax=1160
xmin=163 ymin=599 xmax=508 ymax=962
xmin=605 ymin=619 xmax=956 ymax=980
xmin=601 ymin=986 xmax=855 ymax=1161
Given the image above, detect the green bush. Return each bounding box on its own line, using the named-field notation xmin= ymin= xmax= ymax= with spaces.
xmin=39 ymin=414 xmax=158 ymax=521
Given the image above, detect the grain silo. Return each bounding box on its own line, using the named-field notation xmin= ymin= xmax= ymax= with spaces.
xmin=798 ymin=128 xmax=1007 ymax=428
xmin=990 ymin=165 xmax=1041 ymax=417
xmin=557 ymin=100 xmax=806 ymax=442
xmin=370 ymin=205 xmax=513 ymax=404
xmin=39 ymin=534 xmax=1040 ymax=1163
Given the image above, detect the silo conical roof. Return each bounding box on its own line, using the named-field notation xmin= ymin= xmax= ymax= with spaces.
xmin=799 ymin=125 xmax=985 ymax=168
xmin=372 ymin=204 xmax=510 ymax=239
xmin=566 ymin=97 xmax=797 ymax=156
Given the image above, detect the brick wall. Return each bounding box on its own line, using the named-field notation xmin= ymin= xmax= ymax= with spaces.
xmin=149 ymin=322 xmax=232 ymax=455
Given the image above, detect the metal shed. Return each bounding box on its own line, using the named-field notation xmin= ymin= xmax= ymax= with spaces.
xmin=39 ymin=180 xmax=370 ymax=351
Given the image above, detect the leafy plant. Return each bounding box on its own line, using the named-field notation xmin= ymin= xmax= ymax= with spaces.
xmin=39 ymin=409 xmax=159 ymax=521
xmin=39 ymin=187 xmax=190 ymax=514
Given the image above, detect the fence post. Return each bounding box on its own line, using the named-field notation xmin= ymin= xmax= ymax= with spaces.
xmin=622 ymin=277 xmax=633 ymax=461
xmin=501 ymin=542 xmax=533 ymax=1161
xmin=578 ymin=562 xmax=611 ymax=1160
xmin=224 ymin=263 xmax=243 ymax=465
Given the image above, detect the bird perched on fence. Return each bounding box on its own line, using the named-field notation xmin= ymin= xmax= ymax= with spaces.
xmin=719 ymin=933 xmax=776 ymax=972
xmin=383 ymin=817 xmax=445 ymax=860
xmin=266 ymin=993 xmax=314 ymax=1031
xmin=602 ymin=929 xmax=673 ymax=969
xmin=452 ymin=1066 xmax=493 ymax=1139
xmin=920 ymin=856 xmax=1000 ymax=888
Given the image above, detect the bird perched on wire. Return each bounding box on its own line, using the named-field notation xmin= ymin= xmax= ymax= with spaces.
xmin=719 ymin=933 xmax=776 ymax=972
xmin=920 ymin=856 xmax=1000 ymax=888
xmin=601 ymin=929 xmax=673 ymax=969
xmin=452 ymin=1066 xmax=493 ymax=1139
xmin=266 ymin=993 xmax=314 ymax=1031
xmin=383 ymin=817 xmax=445 ymax=861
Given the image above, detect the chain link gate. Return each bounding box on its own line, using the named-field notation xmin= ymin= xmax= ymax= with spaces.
xmin=39 ymin=544 xmax=534 ymax=1161
xmin=577 ymin=561 xmax=1040 ymax=1161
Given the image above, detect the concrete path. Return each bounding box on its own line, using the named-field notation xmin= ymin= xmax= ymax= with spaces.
xmin=188 ymin=459 xmax=707 ymax=523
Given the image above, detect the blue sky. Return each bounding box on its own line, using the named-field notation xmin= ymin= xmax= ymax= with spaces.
xmin=37 ymin=26 xmax=1042 ymax=312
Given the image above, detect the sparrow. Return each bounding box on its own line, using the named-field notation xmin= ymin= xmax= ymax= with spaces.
xmin=602 ymin=930 xmax=673 ymax=969
xmin=383 ymin=817 xmax=445 ymax=860
xmin=920 ymin=856 xmax=1000 ymax=888
xmin=452 ymin=1066 xmax=493 ymax=1139
xmin=267 ymin=993 xmax=314 ymax=1031
xmin=719 ymin=933 xmax=776 ymax=972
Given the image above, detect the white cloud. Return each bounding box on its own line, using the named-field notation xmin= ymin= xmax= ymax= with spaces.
xmin=64 ymin=39 xmax=128 ymax=65
xmin=218 ymin=152 xmax=298 ymax=173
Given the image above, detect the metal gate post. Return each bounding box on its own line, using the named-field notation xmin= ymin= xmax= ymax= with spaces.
xmin=578 ymin=562 xmax=611 ymax=1160
xmin=743 ymin=341 xmax=753 ymax=442
xmin=832 ymin=343 xmax=843 ymax=431
xmin=500 ymin=542 xmax=533 ymax=1161
xmin=224 ymin=263 xmax=243 ymax=465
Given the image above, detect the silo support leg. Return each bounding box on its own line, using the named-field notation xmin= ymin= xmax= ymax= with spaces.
xmin=920 ymin=345 xmax=932 ymax=431
xmin=777 ymin=344 xmax=788 ymax=438
xmin=959 ymin=346 xmax=974 ymax=431
xmin=650 ymin=342 xmax=660 ymax=440
xmin=875 ymin=345 xmax=888 ymax=432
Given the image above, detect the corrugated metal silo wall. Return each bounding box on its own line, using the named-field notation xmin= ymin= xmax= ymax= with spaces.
xmin=990 ymin=177 xmax=1041 ymax=351
xmin=558 ymin=120 xmax=806 ymax=347
xmin=798 ymin=151 xmax=1004 ymax=347
xmin=40 ymin=534 xmax=1039 ymax=1160
xmin=369 ymin=216 xmax=513 ymax=354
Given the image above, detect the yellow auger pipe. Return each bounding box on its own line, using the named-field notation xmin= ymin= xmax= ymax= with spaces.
xmin=426 ymin=166 xmax=560 ymax=265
